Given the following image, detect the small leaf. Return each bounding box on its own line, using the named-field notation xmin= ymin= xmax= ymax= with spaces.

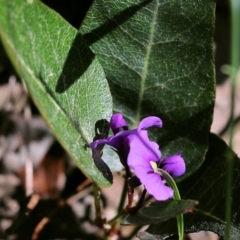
xmin=121 ymin=200 xmax=197 ymax=225
xmin=0 ymin=0 xmax=112 ymax=186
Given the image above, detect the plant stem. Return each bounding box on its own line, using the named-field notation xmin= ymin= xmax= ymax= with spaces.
xmin=225 ymin=0 xmax=240 ymax=239
xmin=126 ymin=183 xmax=134 ymax=211
xmin=135 ymin=188 xmax=147 ymax=211
xmin=158 ymin=169 xmax=184 ymax=240
xmin=107 ymin=177 xmax=128 ymax=235
xmin=117 ymin=176 xmax=128 ymax=214
xmin=93 ymin=182 xmax=103 ymax=227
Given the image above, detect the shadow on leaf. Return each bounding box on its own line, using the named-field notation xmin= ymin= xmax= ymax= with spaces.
xmin=82 ymin=0 xmax=153 ymax=46
xmin=55 ymin=33 xmax=95 ymax=93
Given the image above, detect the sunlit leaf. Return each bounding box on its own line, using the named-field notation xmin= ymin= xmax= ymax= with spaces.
xmin=0 ymin=0 xmax=112 ymax=186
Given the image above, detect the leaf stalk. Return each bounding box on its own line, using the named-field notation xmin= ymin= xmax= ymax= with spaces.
xmin=158 ymin=169 xmax=184 ymax=240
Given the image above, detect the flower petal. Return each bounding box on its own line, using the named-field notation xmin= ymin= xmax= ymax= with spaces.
xmin=144 ymin=173 xmax=174 ymax=201
xmin=110 ymin=113 xmax=128 ymax=134
xmin=126 ymin=133 xmax=161 ymax=168
xmin=126 ymin=135 xmax=173 ymax=200
xmin=137 ymin=116 xmax=162 ymax=131
xmin=90 ymin=130 xmax=131 ymax=150
xmin=160 ymin=153 xmax=186 ymax=177
xmin=127 ymin=159 xmax=173 ymax=200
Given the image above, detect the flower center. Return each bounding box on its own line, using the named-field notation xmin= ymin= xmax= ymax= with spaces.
xmin=150 ymin=161 xmax=158 ymax=171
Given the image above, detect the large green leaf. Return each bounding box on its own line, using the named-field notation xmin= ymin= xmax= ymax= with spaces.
xmin=0 ymin=0 xmax=112 ymax=186
xmin=80 ymin=0 xmax=216 ymax=177
xmin=147 ymin=134 xmax=240 ymax=238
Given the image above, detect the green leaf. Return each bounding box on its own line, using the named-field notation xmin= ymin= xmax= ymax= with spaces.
xmin=80 ymin=0 xmax=216 ymax=178
xmin=147 ymin=134 xmax=240 ymax=238
xmin=121 ymin=199 xmax=197 ymax=225
xmin=0 ymin=0 xmax=112 ymax=186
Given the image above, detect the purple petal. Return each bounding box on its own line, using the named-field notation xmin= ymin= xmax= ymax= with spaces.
xmin=138 ymin=130 xmax=161 ymax=161
xmin=110 ymin=113 xmax=128 ymax=134
xmin=160 ymin=153 xmax=186 ymax=177
xmin=126 ymin=135 xmax=173 ymax=200
xmin=127 ymin=157 xmax=173 ymax=200
xmin=126 ymin=133 xmax=161 ymax=168
xmin=137 ymin=116 xmax=162 ymax=131
xmin=144 ymin=173 xmax=174 ymax=201
xmin=90 ymin=130 xmax=132 ymax=150
xmin=128 ymin=161 xmax=174 ymax=200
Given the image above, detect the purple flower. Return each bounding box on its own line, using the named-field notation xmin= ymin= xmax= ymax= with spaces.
xmin=91 ymin=113 xmax=186 ymax=201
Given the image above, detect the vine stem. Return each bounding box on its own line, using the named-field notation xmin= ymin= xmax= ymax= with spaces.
xmin=158 ymin=169 xmax=184 ymax=240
